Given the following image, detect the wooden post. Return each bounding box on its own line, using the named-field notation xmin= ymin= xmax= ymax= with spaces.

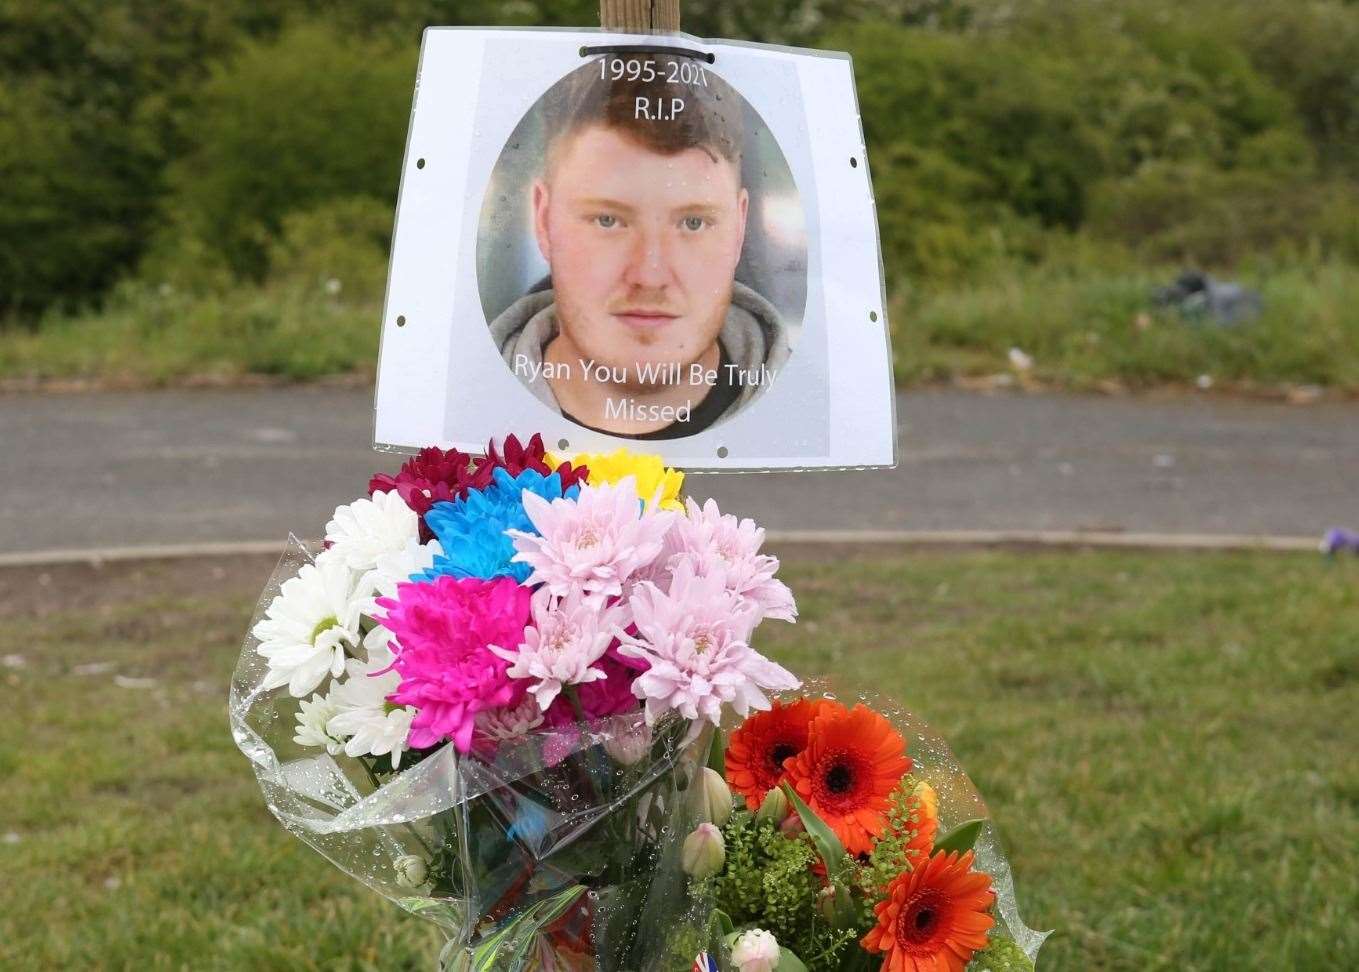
xmin=600 ymin=0 xmax=680 ymax=32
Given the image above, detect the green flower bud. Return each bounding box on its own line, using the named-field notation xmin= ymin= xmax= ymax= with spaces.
xmin=394 ymin=854 xmax=427 ymax=888
xmin=690 ymin=767 xmax=734 ymax=826
xmin=755 ymin=787 xmax=789 ymax=825
xmin=681 ymin=822 xmax=726 ymax=879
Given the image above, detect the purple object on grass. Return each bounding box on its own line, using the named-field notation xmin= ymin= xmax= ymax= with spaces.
xmin=1320 ymin=528 xmax=1359 ymax=555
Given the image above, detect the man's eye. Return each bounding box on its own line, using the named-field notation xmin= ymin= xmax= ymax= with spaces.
xmin=681 ymin=216 xmax=706 ymax=232
xmin=594 ymin=215 xmax=619 ymax=229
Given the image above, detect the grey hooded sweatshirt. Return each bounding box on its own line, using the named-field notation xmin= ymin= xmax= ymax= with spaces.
xmin=489 ymin=280 xmax=792 ymax=433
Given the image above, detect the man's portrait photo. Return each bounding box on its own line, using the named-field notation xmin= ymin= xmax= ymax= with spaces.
xmin=478 ymin=55 xmax=807 ymax=441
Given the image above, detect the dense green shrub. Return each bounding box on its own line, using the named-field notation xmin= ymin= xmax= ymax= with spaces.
xmin=265 ymin=196 xmax=394 ymax=301
xmin=3 ymin=0 xmax=1357 ymax=332
xmin=159 ymin=24 xmax=415 ymax=280
xmin=1088 ymin=165 xmax=1359 ymax=267
xmin=0 ymin=0 xmax=307 ymax=316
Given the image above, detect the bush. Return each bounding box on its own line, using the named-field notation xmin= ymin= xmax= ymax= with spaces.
xmin=160 ymin=23 xmax=415 ymax=280
xmin=265 ymin=196 xmax=394 ymax=301
xmin=1227 ymin=0 xmax=1359 ymax=176
xmin=0 ymin=79 xmax=152 ymax=317
xmin=1089 ymin=164 xmax=1359 ymax=266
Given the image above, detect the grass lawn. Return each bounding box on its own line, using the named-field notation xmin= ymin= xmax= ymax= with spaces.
xmin=1 ymin=548 xmax=1356 ymax=970
xmin=4 ymin=260 xmax=1359 ymax=399
xmin=892 ymin=260 xmax=1359 ymax=394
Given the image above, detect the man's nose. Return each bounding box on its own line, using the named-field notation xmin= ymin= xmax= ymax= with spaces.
xmin=623 ymin=223 xmax=674 ymax=289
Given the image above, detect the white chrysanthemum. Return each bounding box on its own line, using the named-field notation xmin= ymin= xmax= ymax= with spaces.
xmin=326 ymin=646 xmax=414 ymax=770
xmin=356 ymin=537 xmax=443 ymax=615
xmin=253 ymin=551 xmax=365 ymax=697
xmin=324 ymin=490 xmax=420 ymax=572
xmin=293 ymin=689 xmax=343 ymax=755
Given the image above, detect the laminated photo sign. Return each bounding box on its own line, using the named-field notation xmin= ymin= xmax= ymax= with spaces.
xmin=374 ymin=28 xmax=895 ymax=469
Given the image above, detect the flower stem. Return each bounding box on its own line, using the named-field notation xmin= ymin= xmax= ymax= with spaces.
xmin=359 ymin=755 xmax=436 ymax=859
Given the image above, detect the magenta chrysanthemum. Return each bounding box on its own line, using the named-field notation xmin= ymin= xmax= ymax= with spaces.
xmin=377 ymin=575 xmax=533 ymax=752
xmin=618 ymin=561 xmax=800 ymax=726
xmin=509 ymin=478 xmax=676 ymax=605
xmin=666 ymin=497 xmax=798 ymax=623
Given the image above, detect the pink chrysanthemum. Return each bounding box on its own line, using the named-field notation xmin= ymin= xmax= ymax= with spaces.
xmin=541 ymin=648 xmax=646 ymax=728
xmin=377 ymin=575 xmax=532 ymax=752
xmin=490 ymin=589 xmax=629 ymax=712
xmin=618 ymin=561 xmax=800 ymax=726
xmin=509 ymin=478 xmax=676 ymax=604
xmin=667 ymin=497 xmax=797 ymax=623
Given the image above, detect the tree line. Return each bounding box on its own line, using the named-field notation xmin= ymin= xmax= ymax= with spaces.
xmin=2 ymin=0 xmax=1356 ymax=320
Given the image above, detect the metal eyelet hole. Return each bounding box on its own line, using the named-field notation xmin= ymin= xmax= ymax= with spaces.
xmin=557 ymin=438 xmax=570 ymax=450
xmin=396 ymin=315 xmax=407 ymax=327
xmin=716 ymin=446 xmax=729 ymax=459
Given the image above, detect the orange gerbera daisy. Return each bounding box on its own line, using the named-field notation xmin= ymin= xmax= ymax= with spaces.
xmin=784 ymin=704 xmax=912 ymax=854
xmin=861 ymin=849 xmax=995 ymax=972
xmin=903 ymin=780 xmax=939 ymax=864
xmin=726 ymin=697 xmax=843 ymax=809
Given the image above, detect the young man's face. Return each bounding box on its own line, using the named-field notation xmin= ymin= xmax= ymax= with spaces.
xmin=532 ymin=124 xmax=748 ymax=386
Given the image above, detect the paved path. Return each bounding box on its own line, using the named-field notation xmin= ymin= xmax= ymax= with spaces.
xmin=2 ymin=387 xmax=1355 ymax=554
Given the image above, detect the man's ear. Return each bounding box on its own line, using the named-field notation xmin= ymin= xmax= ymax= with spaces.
xmin=735 ymin=187 xmax=750 ymax=257
xmin=531 ymin=178 xmax=552 ymax=263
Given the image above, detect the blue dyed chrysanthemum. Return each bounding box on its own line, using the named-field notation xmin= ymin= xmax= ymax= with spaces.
xmin=419 ymin=467 xmax=578 ymax=582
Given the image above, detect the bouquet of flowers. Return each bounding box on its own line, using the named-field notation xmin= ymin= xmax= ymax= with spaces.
xmin=695 ymin=695 xmax=1046 ymax=971
xmin=230 ymin=434 xmax=1044 ymax=970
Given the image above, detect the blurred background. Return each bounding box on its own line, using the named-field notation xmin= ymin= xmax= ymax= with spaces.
xmin=3 ymin=0 xmax=1356 ymax=393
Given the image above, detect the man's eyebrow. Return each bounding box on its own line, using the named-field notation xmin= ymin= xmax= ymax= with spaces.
xmin=572 ymin=197 xmax=638 ymax=214
xmin=674 ymin=203 xmax=724 ymax=218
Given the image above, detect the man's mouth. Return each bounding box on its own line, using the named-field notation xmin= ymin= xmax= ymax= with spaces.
xmin=613 ymin=309 xmax=680 ymax=330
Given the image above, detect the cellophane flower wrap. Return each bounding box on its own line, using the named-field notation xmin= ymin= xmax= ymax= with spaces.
xmin=230 ymin=435 xmax=1046 ymax=970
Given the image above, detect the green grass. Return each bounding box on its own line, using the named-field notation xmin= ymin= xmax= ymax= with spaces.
xmin=893 ymin=260 xmax=1359 ymax=392
xmin=4 ymin=258 xmax=1359 ymax=395
xmin=0 ymin=280 xmax=380 ymax=387
xmin=1 ymin=549 xmax=1357 ymax=969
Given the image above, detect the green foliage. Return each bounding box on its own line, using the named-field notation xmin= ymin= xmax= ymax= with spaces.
xmin=1088 ymin=165 xmax=1359 ymax=266
xmin=893 ymin=259 xmax=1359 ymax=391
xmin=861 ymin=776 xmax=931 ymax=898
xmin=160 ymin=23 xmax=414 ymax=280
xmin=4 ymin=0 xmax=1359 ymax=398
xmin=967 ymin=936 xmax=1035 ymax=972
xmin=0 ymin=0 xmax=300 ymax=315
xmin=713 ymin=810 xmax=861 ymax=969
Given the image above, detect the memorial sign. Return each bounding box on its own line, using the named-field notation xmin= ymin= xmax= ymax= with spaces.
xmin=374 ymin=29 xmax=895 ymax=469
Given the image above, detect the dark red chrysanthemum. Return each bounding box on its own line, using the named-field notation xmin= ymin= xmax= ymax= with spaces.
xmin=469 ymin=433 xmax=589 ymax=494
xmin=368 ymin=436 xmax=590 ymax=543
xmin=369 ymin=446 xmax=476 ymax=542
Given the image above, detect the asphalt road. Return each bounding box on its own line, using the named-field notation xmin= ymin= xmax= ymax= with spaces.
xmin=2 ymin=386 xmax=1355 ymax=554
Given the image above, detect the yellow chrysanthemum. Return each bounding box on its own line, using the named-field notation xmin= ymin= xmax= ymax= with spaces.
xmin=547 ymin=448 xmax=685 ymax=511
